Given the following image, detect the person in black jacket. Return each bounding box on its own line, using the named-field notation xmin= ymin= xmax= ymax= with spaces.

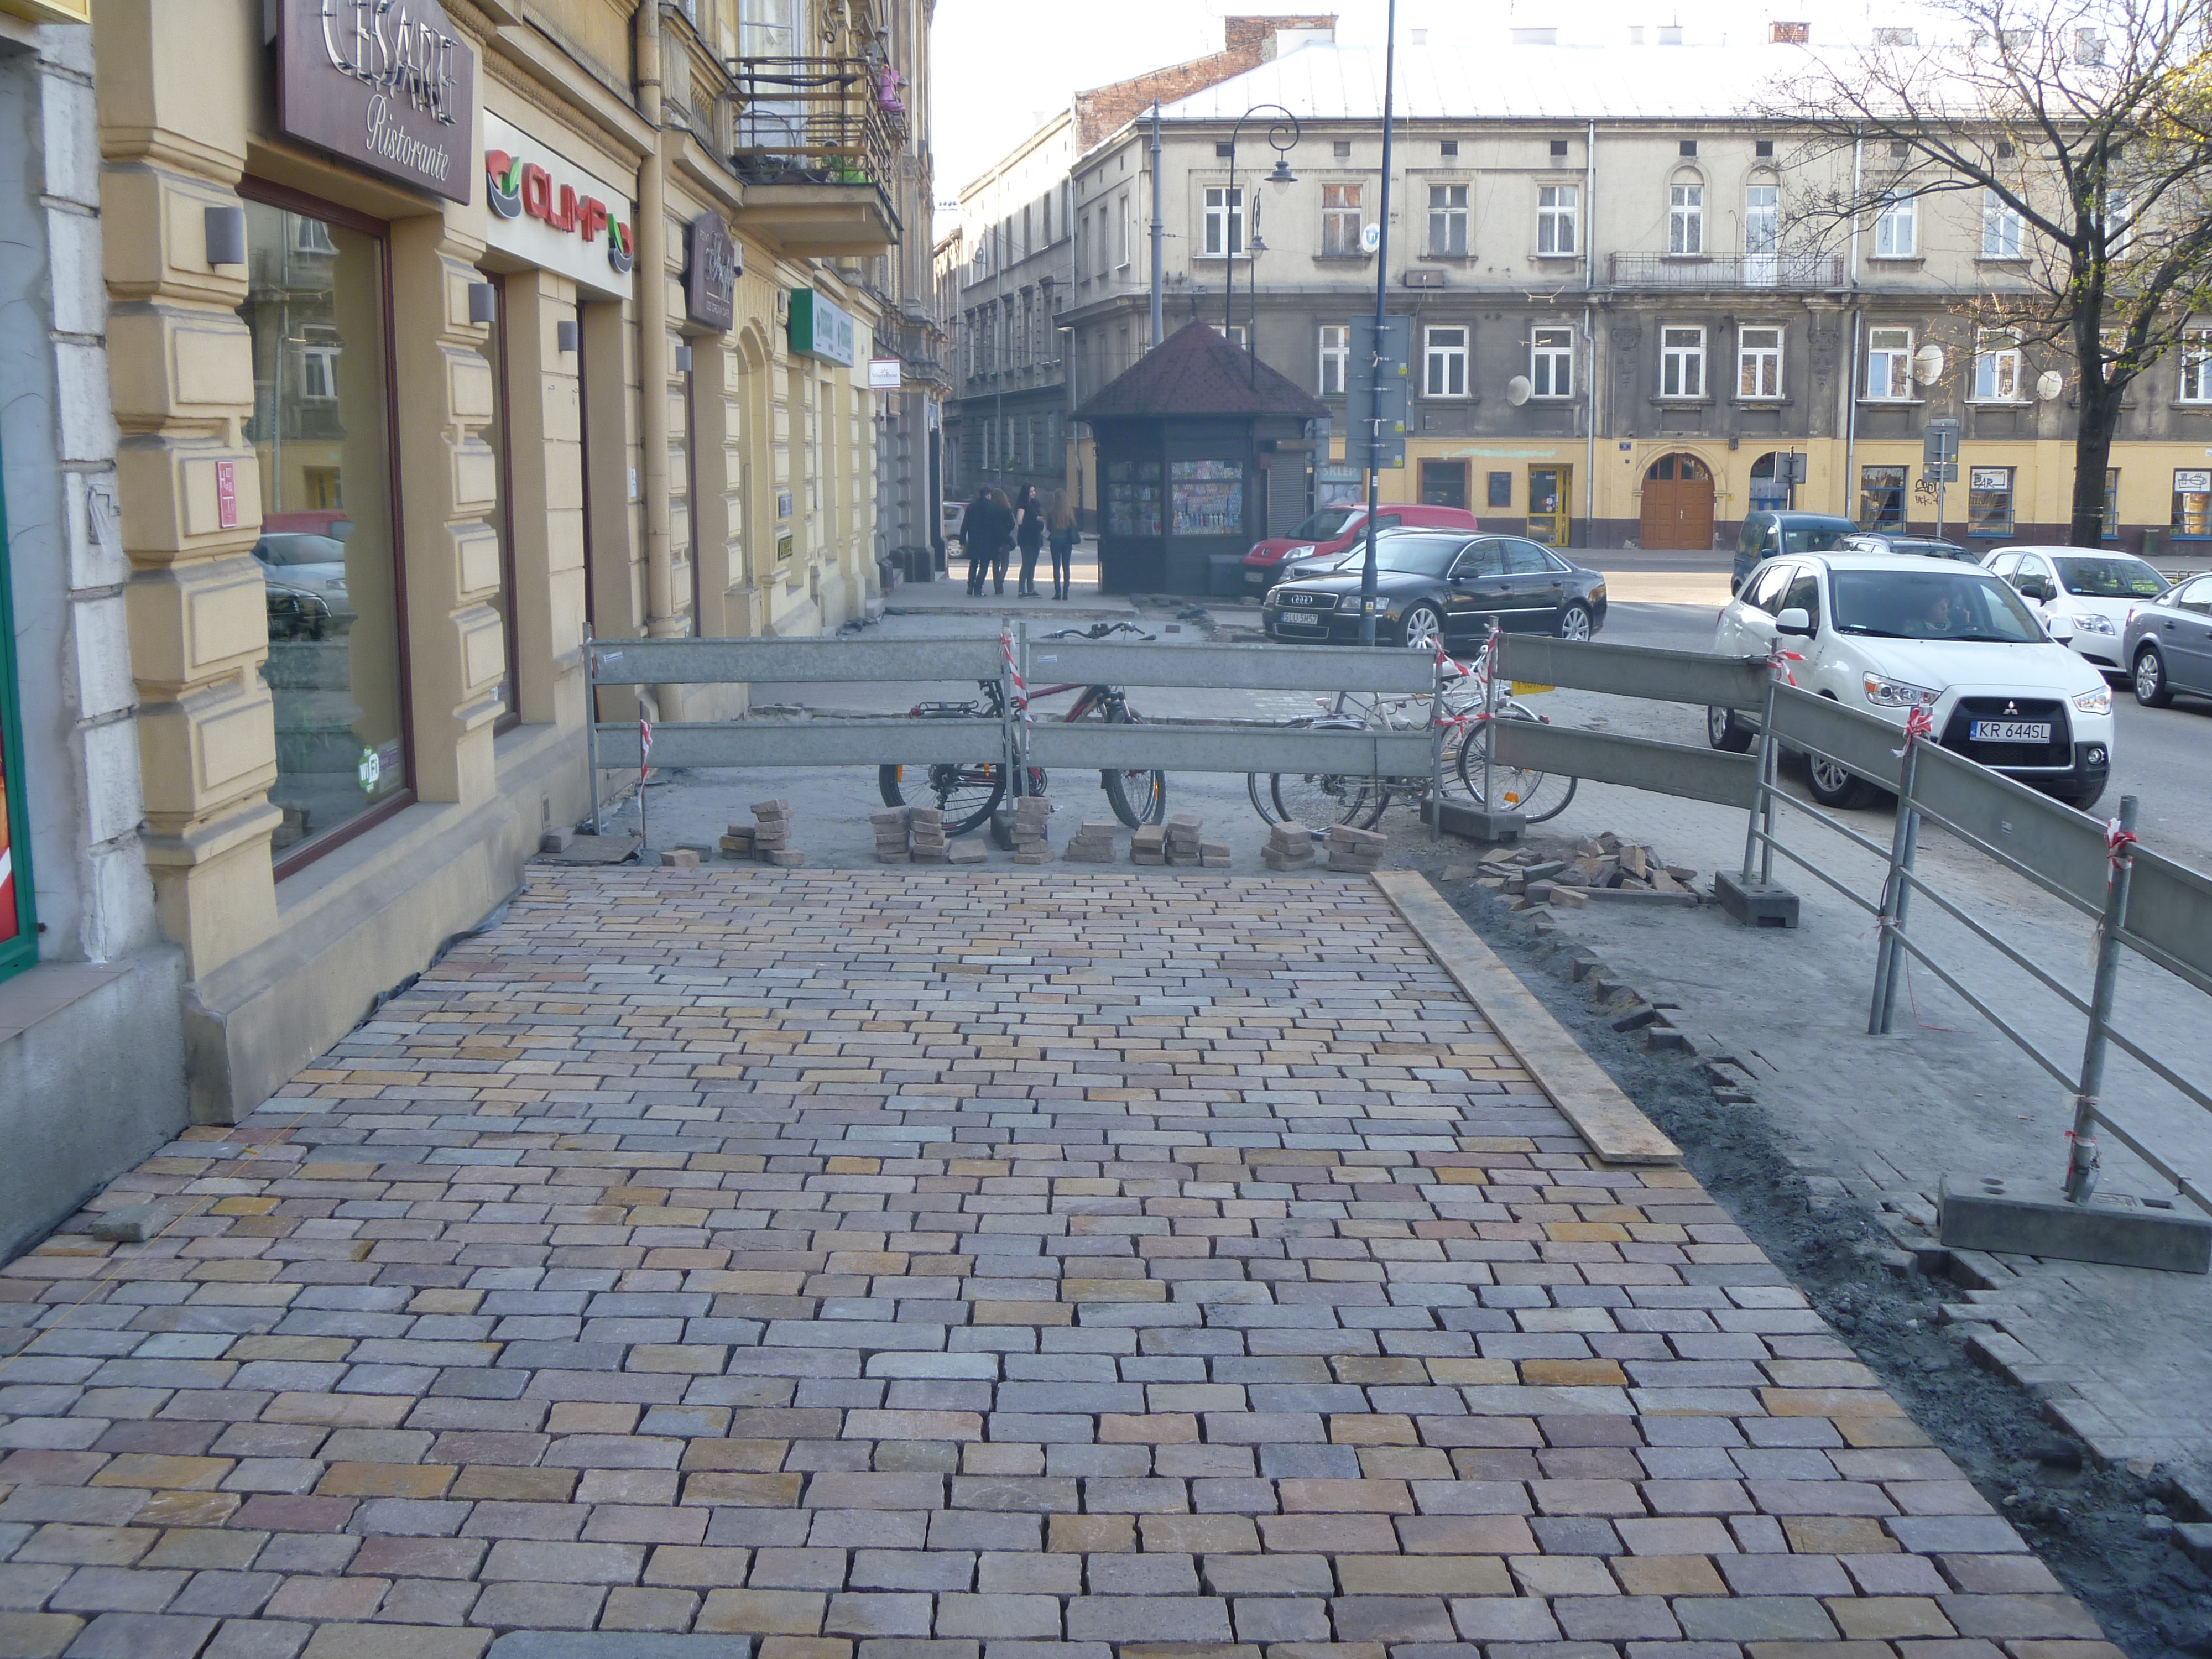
xmin=1011 ymin=484 xmax=1046 ymax=597
xmin=962 ymin=487 xmax=1004 ymax=596
xmin=1046 ymin=490 xmax=1077 ymax=599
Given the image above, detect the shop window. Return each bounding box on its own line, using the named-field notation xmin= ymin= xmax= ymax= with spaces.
xmin=474 ymin=274 xmax=520 ymax=732
xmin=1424 ymin=326 xmax=1469 ymax=397
xmin=1318 ymin=324 xmax=1349 ymax=396
xmin=1738 ymin=326 xmax=1783 ymax=399
xmin=1169 ymin=460 xmax=1241 ymax=534
xmin=1105 ymin=458 xmax=1162 ymax=535
xmin=2103 ymin=468 xmax=2120 ymax=539
xmin=1536 ymin=185 xmax=1576 ymax=255
xmin=2173 ymin=467 xmax=2211 ymax=536
xmin=1660 ymin=326 xmax=1705 ymax=398
xmin=1866 ymin=327 xmax=1913 ymax=399
xmin=1420 ymin=460 xmax=1469 ymax=508
xmin=1860 ymin=464 xmax=1907 ymax=527
xmin=1968 ymin=465 xmax=2016 ymax=536
xmin=241 ymin=193 xmax=410 ymax=871
xmin=1874 ymin=190 xmax=1917 ymax=258
xmin=1531 ymin=326 xmax=1573 ymax=397
xmin=1321 ymin=184 xmax=1363 ymax=256
xmin=1427 ymin=185 xmax=1468 ymax=257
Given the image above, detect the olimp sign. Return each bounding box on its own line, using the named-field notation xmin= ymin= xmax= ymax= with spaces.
xmin=281 ymin=0 xmax=477 ymax=204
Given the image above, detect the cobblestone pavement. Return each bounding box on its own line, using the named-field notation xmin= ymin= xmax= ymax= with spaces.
xmin=0 ymin=870 xmax=2116 ymax=1659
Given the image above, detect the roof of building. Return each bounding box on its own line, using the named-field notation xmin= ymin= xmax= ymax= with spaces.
xmin=1076 ymin=320 xmax=1329 ymax=421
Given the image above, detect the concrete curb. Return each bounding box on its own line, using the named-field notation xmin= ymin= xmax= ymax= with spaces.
xmin=1370 ymin=869 xmax=1683 ymax=1166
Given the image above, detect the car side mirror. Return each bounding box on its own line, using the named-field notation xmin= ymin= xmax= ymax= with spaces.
xmin=1775 ymin=607 xmax=1815 ymax=637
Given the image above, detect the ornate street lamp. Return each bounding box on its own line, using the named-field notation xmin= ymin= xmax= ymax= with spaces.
xmin=1222 ymin=105 xmax=1300 ymax=388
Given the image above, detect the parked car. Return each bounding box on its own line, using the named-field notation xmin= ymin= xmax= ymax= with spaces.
xmin=1243 ymin=503 xmax=1479 ymax=592
xmin=1731 ymin=509 xmax=1859 ymax=593
xmin=1708 ymin=551 xmax=2114 ymax=810
xmin=1983 ymin=546 xmax=2169 ymax=674
xmin=940 ymin=500 xmax=966 ymax=542
xmin=1262 ymin=532 xmax=1607 ymax=648
xmin=1837 ymin=531 xmax=1979 ymax=564
xmin=252 ymin=533 xmax=352 ymax=620
xmin=2122 ymin=571 xmax=2212 ymax=706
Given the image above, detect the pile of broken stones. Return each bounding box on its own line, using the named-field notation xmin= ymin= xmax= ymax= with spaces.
xmin=1476 ymin=831 xmax=1699 ymax=911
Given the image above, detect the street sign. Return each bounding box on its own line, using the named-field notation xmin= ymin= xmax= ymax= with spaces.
xmin=1924 ymin=418 xmax=1960 ymax=463
xmin=1347 ymin=316 xmax=1411 ymax=471
xmin=1922 ymin=463 xmax=1958 ymax=483
xmin=1781 ymin=452 xmax=1808 ymax=485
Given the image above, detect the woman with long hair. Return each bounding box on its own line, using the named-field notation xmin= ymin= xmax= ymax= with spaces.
xmin=1046 ymin=491 xmax=1077 ymax=600
xmin=1011 ymin=484 xmax=1046 ymax=597
xmin=985 ymin=487 xmax=1015 ymax=595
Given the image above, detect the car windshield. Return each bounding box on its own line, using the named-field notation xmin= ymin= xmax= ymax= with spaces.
xmin=1902 ymin=542 xmax=1979 ymax=562
xmin=1830 ymin=568 xmax=2046 ymax=643
xmin=2053 ymin=555 xmax=2164 ymax=598
xmin=255 ymin=535 xmax=346 ymax=567
xmin=1780 ymin=523 xmax=1853 ymax=554
xmin=1290 ymin=508 xmax=1357 ymax=541
xmin=1366 ymin=538 xmax=1463 ymax=577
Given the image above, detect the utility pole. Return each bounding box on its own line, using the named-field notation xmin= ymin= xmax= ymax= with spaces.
xmin=1149 ymin=101 xmax=1164 ymax=349
xmin=1358 ymin=0 xmax=1399 ymax=648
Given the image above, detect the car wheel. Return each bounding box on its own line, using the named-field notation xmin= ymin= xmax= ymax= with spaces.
xmin=1805 ymin=752 xmax=1875 ymax=811
xmin=1706 ymin=704 xmax=1756 ymax=753
xmin=1556 ymin=602 xmax=1594 ymax=641
xmin=1400 ymin=604 xmax=1443 ymax=652
xmin=2133 ymin=644 xmax=2174 ymax=708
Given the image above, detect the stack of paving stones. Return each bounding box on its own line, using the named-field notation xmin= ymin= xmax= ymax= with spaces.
xmin=1062 ymin=820 xmax=1118 ymax=863
xmin=718 ymin=824 xmax=755 ymax=860
xmin=1262 ymin=822 xmax=1316 ymax=871
xmin=1324 ymin=824 xmax=1387 ymax=873
xmin=1162 ymin=815 xmax=1203 ymax=867
xmin=1011 ymin=798 xmax=1055 ymax=866
xmin=870 ymin=808 xmax=912 ymax=865
xmin=0 ymin=866 xmax=2118 ymax=1659
xmin=907 ymin=807 xmax=948 ymax=863
xmin=749 ymin=800 xmax=802 ymax=868
xmin=1129 ymin=824 xmax=1167 ymax=866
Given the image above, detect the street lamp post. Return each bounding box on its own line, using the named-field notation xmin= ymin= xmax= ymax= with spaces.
xmin=1222 ymin=104 xmax=1300 ymax=388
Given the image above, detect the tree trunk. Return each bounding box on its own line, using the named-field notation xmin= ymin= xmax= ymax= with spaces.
xmin=2069 ymin=379 xmax=2122 ymax=549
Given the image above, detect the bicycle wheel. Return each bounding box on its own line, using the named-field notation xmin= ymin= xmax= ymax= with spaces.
xmin=1454 ymin=709 xmax=1578 ymax=825
xmin=1097 ymin=702 xmax=1166 ymax=826
xmin=878 ymin=761 xmax=1006 ymax=835
xmin=1271 ymin=770 xmax=1387 ymax=830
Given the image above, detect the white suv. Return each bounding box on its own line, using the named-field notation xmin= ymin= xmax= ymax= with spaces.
xmin=1983 ymin=546 xmax=2169 ymax=673
xmin=1708 ymin=552 xmax=2115 ymax=810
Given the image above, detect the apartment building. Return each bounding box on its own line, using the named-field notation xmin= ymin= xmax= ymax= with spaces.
xmin=1058 ymin=24 xmax=2204 ymax=556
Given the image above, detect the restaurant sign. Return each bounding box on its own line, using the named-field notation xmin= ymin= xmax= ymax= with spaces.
xmin=481 ymin=113 xmax=635 ymax=298
xmin=686 ymin=214 xmax=739 ymax=332
xmin=279 ymin=0 xmax=477 ymax=204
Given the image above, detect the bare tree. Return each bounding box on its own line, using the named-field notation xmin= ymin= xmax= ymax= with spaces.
xmin=1765 ymin=0 xmax=2212 ymax=546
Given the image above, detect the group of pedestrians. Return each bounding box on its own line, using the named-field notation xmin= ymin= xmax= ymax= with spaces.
xmin=961 ymin=483 xmax=1079 ymax=599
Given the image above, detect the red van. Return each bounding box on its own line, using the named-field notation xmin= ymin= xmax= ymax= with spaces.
xmin=1241 ymin=503 xmax=1483 ymax=592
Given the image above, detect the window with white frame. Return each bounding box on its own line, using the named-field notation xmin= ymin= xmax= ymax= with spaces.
xmin=1321 ymin=183 xmax=1364 ymax=255
xmin=1536 ymin=185 xmax=1577 ymax=255
xmin=1531 ymin=326 xmax=1573 ymax=397
xmin=1318 ymin=324 xmax=1350 ymax=395
xmin=1660 ymin=326 xmax=1705 ymax=397
xmin=1744 ymin=184 xmax=1779 ymax=258
xmin=1738 ymin=326 xmax=1783 ymax=398
xmin=2179 ymin=328 xmax=2212 ymax=402
xmin=1866 ymin=327 xmax=1913 ymax=399
xmin=1203 ymin=186 xmax=1244 ymax=257
xmin=299 ymin=333 xmax=341 ymax=401
xmin=1428 ymin=184 xmax=1469 ymax=257
xmin=1425 ymin=325 xmax=1469 ymax=397
xmin=1668 ymin=182 xmax=1704 ymax=254
xmin=1874 ymin=190 xmax=1917 ymax=258
xmin=1973 ymin=328 xmax=2022 ymax=400
xmin=1981 ymin=189 xmax=2024 ymax=258
xmin=1209 ymin=322 xmax=1249 ymax=349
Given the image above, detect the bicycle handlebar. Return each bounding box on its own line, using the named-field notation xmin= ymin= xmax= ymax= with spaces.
xmin=1041 ymin=622 xmax=1156 ymax=642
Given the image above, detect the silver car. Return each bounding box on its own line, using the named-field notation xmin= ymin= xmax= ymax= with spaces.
xmin=2122 ymin=572 xmax=2212 ymax=706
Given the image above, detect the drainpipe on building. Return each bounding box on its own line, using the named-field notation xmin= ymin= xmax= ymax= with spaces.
xmin=1844 ymin=129 xmax=1863 ymax=521
xmin=637 ymin=0 xmax=679 ymax=666
xmin=1584 ymin=120 xmax=1597 ymax=547
xmin=1150 ymin=102 xmax=1165 ymax=349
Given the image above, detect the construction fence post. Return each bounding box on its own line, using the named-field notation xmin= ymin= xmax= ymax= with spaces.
xmin=2065 ymin=794 xmax=2138 ymax=1205
xmin=1867 ymin=737 xmax=1923 ymax=1036
xmin=1741 ymin=669 xmax=1781 ymax=883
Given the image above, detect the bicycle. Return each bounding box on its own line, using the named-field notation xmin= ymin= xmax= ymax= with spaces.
xmin=878 ymin=622 xmax=1168 ymax=833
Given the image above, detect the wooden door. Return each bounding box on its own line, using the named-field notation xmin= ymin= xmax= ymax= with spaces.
xmin=1639 ymin=453 xmax=1714 ymax=550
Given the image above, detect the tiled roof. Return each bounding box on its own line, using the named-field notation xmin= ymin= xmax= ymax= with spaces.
xmin=1077 ymin=320 xmax=1331 ymax=421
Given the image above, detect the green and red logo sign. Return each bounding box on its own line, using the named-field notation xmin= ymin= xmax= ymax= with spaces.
xmin=485 ymin=144 xmax=633 ymax=275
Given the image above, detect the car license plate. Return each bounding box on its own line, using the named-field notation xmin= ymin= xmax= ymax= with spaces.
xmin=1245 ymin=569 xmax=1267 ymax=585
xmin=1969 ymin=719 xmax=2051 ymax=744
xmin=1276 ymin=613 xmax=1323 ymax=628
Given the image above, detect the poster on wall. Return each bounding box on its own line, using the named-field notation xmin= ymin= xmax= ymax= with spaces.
xmin=279 ymin=0 xmax=478 ymax=204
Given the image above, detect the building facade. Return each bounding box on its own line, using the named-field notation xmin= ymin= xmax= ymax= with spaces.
xmin=1060 ymin=24 xmax=2209 ymax=556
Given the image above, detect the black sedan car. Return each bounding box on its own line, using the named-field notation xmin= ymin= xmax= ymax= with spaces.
xmin=1261 ymin=532 xmax=1607 ymax=649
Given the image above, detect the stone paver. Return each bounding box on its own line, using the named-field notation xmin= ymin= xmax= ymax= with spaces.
xmin=0 ymin=869 xmax=2116 ymax=1655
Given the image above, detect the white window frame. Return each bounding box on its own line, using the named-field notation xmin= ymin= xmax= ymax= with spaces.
xmin=1668 ymin=182 xmax=1704 ymax=255
xmin=1424 ymin=325 xmax=1469 ymax=398
xmin=2179 ymin=328 xmax=2212 ymax=403
xmin=1203 ymin=186 xmax=1244 ymax=258
xmin=1866 ymin=326 xmax=1913 ymax=400
xmin=1427 ymin=184 xmax=1469 ymax=258
xmin=1660 ymin=325 xmax=1705 ymax=398
xmin=1536 ymin=184 xmax=1577 ymax=255
xmin=1530 ymin=326 xmax=1573 ymax=397
xmin=1209 ymin=322 xmax=1248 ymax=349
xmin=1982 ymin=189 xmax=2025 ymax=259
xmin=1318 ymin=324 xmax=1350 ymax=396
xmin=1973 ymin=328 xmax=2022 ymax=401
xmin=1744 ymin=184 xmax=1779 ymax=256
xmin=300 ymin=340 xmax=340 ymax=402
xmin=1737 ymin=326 xmax=1783 ymax=400
xmin=1874 ymin=190 xmax=1917 ymax=258
xmin=1321 ymin=182 xmax=1363 ymax=256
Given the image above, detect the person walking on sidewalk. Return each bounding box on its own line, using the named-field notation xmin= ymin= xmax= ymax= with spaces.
xmin=1011 ymin=484 xmax=1046 ymax=597
xmin=1047 ymin=490 xmax=1077 ymax=599
xmin=962 ymin=486 xmax=1010 ymax=597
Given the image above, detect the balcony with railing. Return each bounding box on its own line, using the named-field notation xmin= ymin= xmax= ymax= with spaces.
xmin=1608 ymin=252 xmax=1845 ymax=290
xmin=728 ymin=55 xmax=903 ymax=255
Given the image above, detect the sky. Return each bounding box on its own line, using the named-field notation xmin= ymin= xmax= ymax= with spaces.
xmin=928 ymin=0 xmax=1930 ymax=208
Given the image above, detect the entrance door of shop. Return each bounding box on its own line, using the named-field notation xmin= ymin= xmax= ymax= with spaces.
xmin=1639 ymin=453 xmax=1714 ymax=549
xmin=1527 ymin=466 xmax=1571 ymax=545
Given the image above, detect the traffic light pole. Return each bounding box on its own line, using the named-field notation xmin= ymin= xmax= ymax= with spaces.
xmin=1358 ymin=0 xmax=1398 ymax=648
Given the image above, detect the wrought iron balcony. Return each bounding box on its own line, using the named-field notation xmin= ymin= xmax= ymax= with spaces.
xmin=727 ymin=56 xmax=903 ymax=254
xmin=1608 ymin=252 xmax=1844 ymax=290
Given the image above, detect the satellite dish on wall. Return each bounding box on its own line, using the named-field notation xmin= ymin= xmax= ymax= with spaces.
xmin=1505 ymin=374 xmax=1533 ymax=406
xmin=2036 ymin=368 xmax=2065 ymax=401
xmin=1361 ymin=223 xmax=1381 ymax=253
xmin=1913 ymin=343 xmax=1945 ymax=386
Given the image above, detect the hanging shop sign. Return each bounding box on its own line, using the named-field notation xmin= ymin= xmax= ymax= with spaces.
xmin=279 ymin=0 xmax=476 ymax=204
xmin=868 ymin=358 xmax=902 ymax=392
xmin=788 ymin=287 xmax=855 ymax=367
xmin=481 ymin=113 xmax=635 ymax=298
xmin=685 ymin=214 xmax=739 ymax=332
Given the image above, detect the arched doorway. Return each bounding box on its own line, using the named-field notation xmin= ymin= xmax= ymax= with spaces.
xmin=1748 ymin=451 xmax=1790 ymax=514
xmin=1639 ymin=452 xmax=1714 ymax=549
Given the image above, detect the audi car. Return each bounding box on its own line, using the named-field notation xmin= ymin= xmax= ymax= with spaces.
xmin=1262 ymin=532 xmax=1608 ymax=648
